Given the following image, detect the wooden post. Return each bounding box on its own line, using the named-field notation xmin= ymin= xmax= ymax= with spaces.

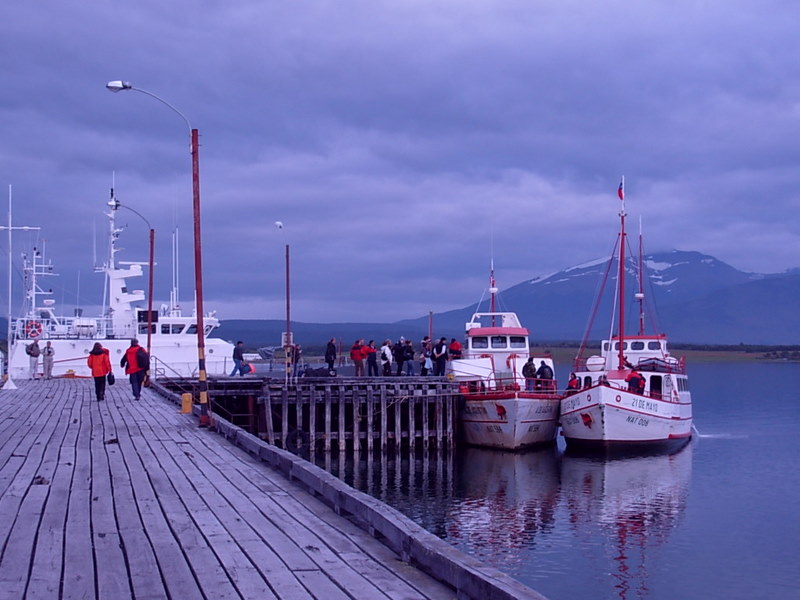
xmin=281 ymin=386 xmax=289 ymax=449
xmin=393 ymin=384 xmax=402 ymax=450
xmin=324 ymin=387 xmax=332 ymax=453
xmin=367 ymin=387 xmax=374 ymax=454
xmin=338 ymin=384 xmax=346 ymax=452
xmin=435 ymin=383 xmax=443 ymax=449
xmin=379 ymin=387 xmax=387 ymax=452
xmin=422 ymin=389 xmax=429 ymax=452
xmin=295 ymin=384 xmax=303 ymax=448
xmin=247 ymin=395 xmax=255 ymax=435
xmin=409 ymin=393 xmax=416 ymax=453
xmin=309 ymin=389 xmax=317 ymax=450
xmin=265 ymin=393 xmax=275 ymax=446
xmin=353 ymin=388 xmax=361 ymax=454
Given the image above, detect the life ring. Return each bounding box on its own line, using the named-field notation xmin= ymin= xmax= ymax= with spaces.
xmin=26 ymin=320 xmax=43 ymax=338
xmin=506 ymin=353 xmax=519 ymax=368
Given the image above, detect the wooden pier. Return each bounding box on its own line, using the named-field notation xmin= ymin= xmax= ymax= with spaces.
xmin=159 ymin=376 xmax=462 ymax=453
xmin=0 ymin=378 xmax=548 ymax=600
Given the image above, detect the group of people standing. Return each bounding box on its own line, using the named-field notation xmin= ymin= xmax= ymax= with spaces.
xmin=86 ymin=338 xmax=150 ymax=402
xmin=346 ymin=336 xmax=461 ymax=377
xmin=24 ymin=339 xmax=55 ymax=380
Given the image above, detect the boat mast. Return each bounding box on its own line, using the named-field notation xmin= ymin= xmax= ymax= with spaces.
xmin=617 ymin=176 xmax=627 ymax=371
xmin=489 ymin=258 xmax=497 ymax=326
xmin=637 ymin=216 xmax=645 ymax=336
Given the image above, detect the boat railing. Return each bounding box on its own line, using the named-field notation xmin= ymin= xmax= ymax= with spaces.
xmin=573 ymin=355 xmax=687 ymax=375
xmin=458 ymin=374 xmax=560 ymax=397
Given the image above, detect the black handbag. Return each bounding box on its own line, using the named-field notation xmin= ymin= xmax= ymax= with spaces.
xmin=107 ymin=372 xmax=115 ymax=386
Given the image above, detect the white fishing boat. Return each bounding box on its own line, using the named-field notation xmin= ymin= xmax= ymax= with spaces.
xmin=448 ymin=268 xmax=560 ymax=450
xmin=559 ymin=179 xmax=693 ymax=450
xmin=6 ymin=191 xmax=234 ymax=380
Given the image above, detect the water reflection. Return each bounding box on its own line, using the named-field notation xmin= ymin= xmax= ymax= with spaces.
xmin=561 ymin=446 xmax=692 ymax=599
xmin=309 ymin=443 xmax=693 ymax=600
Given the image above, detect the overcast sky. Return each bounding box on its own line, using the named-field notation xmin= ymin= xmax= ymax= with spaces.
xmin=1 ymin=1 xmax=799 ymax=323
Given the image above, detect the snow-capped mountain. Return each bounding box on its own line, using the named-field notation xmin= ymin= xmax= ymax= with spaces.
xmin=412 ymin=250 xmax=800 ymax=344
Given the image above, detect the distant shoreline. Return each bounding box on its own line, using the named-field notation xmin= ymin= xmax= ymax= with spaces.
xmin=537 ymin=346 xmax=799 ymax=364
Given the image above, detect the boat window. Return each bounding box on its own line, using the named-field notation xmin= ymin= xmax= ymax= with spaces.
xmin=650 ymin=375 xmax=663 ymax=400
xmin=509 ymin=336 xmax=527 ymax=348
xmin=648 ymin=341 xmax=661 ymax=350
xmin=613 ymin=342 xmax=628 ymax=351
xmin=186 ymin=324 xmax=198 ymax=335
xmin=631 ymin=341 xmax=645 ymax=350
xmin=138 ymin=324 xmax=155 ymax=334
xmin=491 ymin=336 xmax=507 ymax=348
xmin=603 ymin=342 xmax=609 ymax=351
xmin=583 ymin=376 xmax=592 ymax=388
xmin=471 ymin=336 xmax=488 ymax=349
xmin=161 ymin=324 xmax=171 ymax=334
xmin=204 ymin=325 xmax=214 ymax=335
xmin=172 ymin=324 xmax=185 ymax=334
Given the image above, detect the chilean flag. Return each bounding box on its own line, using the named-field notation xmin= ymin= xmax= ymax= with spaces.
xmin=617 ymin=177 xmax=625 ymax=201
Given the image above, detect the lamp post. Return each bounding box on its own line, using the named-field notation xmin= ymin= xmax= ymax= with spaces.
xmin=106 ymin=80 xmax=211 ymax=426
xmin=111 ymin=196 xmax=155 ymax=367
xmin=274 ymin=221 xmax=292 ymax=383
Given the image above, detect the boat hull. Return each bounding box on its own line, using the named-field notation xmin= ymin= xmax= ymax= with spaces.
xmin=560 ymin=385 xmax=692 ymax=450
xmin=460 ymin=393 xmax=560 ymax=450
xmin=8 ymin=337 xmax=235 ymax=380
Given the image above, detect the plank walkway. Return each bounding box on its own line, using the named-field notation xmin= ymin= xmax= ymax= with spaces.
xmin=0 ymin=379 xmax=458 ymax=600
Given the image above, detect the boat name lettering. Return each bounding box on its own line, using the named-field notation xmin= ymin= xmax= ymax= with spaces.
xmin=632 ymin=398 xmax=658 ymax=412
xmin=486 ymin=424 xmax=503 ymax=433
xmin=563 ymin=415 xmax=579 ymax=426
xmin=464 ymin=405 xmax=489 ymax=416
xmin=535 ymin=405 xmax=554 ymax=414
xmin=563 ymin=397 xmax=582 ymax=411
xmin=626 ymin=415 xmax=650 ymax=427
xmin=527 ymin=424 xmax=540 ymax=433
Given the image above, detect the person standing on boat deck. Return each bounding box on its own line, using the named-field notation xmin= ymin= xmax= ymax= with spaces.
xmin=291 ymin=345 xmax=303 ymax=377
xmin=535 ymin=361 xmax=554 ymax=391
xmin=350 ymin=339 xmax=365 ymax=377
xmin=432 ymin=337 xmax=449 ymax=376
xmin=522 ymin=357 xmax=537 ymax=391
xmin=230 ymin=341 xmax=246 ymax=376
xmin=364 ymin=340 xmax=379 ymax=376
xmin=448 ymin=338 xmax=463 ymax=360
xmin=626 ymin=369 xmax=645 ymax=394
xmin=325 ymin=338 xmax=337 ymax=371
xmin=120 ymin=339 xmax=147 ymax=400
xmin=380 ymin=340 xmax=394 ymax=376
xmin=87 ymin=342 xmax=112 ymax=401
xmin=566 ymin=372 xmax=580 ymax=395
xmin=42 ymin=341 xmax=55 ymax=379
xmin=25 ymin=339 xmax=41 ymax=379
xmin=403 ymin=340 xmax=416 ymax=376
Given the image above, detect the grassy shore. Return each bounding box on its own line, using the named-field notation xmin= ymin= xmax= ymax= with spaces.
xmin=534 ymin=346 xmax=790 ymax=364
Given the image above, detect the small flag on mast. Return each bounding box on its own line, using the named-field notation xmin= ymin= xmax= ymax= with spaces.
xmin=617 ymin=177 xmax=625 ymax=201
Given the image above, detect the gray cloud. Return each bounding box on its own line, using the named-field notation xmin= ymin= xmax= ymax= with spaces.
xmin=1 ymin=0 xmax=799 ymax=324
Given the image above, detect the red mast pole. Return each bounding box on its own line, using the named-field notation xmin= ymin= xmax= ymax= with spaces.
xmin=617 ymin=179 xmax=627 ymax=371
xmin=191 ymin=128 xmax=210 ymax=427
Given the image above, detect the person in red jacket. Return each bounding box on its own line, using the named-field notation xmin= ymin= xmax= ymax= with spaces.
xmin=87 ymin=342 xmax=112 ymax=401
xmin=120 ymin=338 xmax=148 ymax=400
xmin=350 ymin=339 xmax=365 ymax=377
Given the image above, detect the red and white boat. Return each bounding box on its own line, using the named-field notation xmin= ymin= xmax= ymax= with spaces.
xmin=448 ymin=268 xmax=560 ymax=450
xmin=559 ymin=179 xmax=693 ymax=450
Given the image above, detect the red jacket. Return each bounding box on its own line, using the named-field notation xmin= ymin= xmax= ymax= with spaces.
xmin=350 ymin=344 xmax=363 ymax=361
xmin=87 ymin=348 xmax=112 ymax=377
xmin=122 ymin=345 xmax=144 ymax=375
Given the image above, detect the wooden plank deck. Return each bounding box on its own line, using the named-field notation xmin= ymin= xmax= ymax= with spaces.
xmin=0 ymin=379 xmax=458 ymax=600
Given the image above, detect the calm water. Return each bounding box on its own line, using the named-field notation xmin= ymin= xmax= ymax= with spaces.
xmin=311 ymin=362 xmax=800 ymax=600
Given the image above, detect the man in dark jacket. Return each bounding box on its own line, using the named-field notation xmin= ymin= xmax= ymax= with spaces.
xmin=432 ymin=337 xmax=449 ymax=376
xmin=325 ymin=338 xmax=337 ymax=371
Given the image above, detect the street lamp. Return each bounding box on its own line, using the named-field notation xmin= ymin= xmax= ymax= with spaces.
xmin=110 ymin=195 xmax=155 ymax=370
xmin=274 ymin=221 xmax=292 ymax=383
xmin=106 ymin=80 xmax=211 ymax=426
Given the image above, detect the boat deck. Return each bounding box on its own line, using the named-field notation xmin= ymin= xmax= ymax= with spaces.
xmin=0 ymin=378 xmax=461 ymax=599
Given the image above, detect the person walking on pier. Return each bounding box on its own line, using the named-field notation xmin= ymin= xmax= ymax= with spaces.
xmin=365 ymin=340 xmax=379 ymax=376
xmin=394 ymin=337 xmax=406 ymax=376
xmin=87 ymin=342 xmax=112 ymax=401
xmin=350 ymin=339 xmax=365 ymax=377
xmin=325 ymin=338 xmax=337 ymax=371
xmin=42 ymin=341 xmax=55 ymax=380
xmin=25 ymin=339 xmax=41 ymax=379
xmin=230 ymin=341 xmax=246 ymax=376
xmin=432 ymin=337 xmax=449 ymax=376
xmin=120 ymin=339 xmax=148 ymax=401
xmin=419 ymin=336 xmax=432 ymax=375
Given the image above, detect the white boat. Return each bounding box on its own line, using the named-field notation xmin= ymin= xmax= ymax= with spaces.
xmin=448 ymin=270 xmax=560 ymax=450
xmin=7 ymin=192 xmax=234 ymax=380
xmin=559 ymin=181 xmax=693 ymax=450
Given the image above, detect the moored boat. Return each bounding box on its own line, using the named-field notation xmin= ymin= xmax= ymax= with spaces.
xmin=7 ymin=191 xmax=234 ymax=380
xmin=559 ymin=178 xmax=693 ymax=450
xmin=448 ymin=268 xmax=560 ymax=450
